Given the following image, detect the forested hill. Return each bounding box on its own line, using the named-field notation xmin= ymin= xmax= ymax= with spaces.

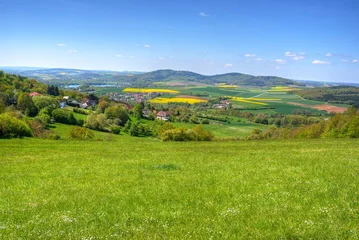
xmin=298 ymin=86 xmax=359 ymax=107
xmin=1 ymin=67 xmax=299 ymax=87
xmin=130 ymin=69 xmax=299 ymax=87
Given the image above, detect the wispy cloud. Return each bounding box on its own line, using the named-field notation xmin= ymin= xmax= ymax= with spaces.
xmin=312 ymin=60 xmax=330 ymax=65
xmin=224 ymin=63 xmax=233 ymax=67
xmin=129 ymin=56 xmax=135 ymax=59
xmin=144 ymin=44 xmax=150 ymax=48
xmin=342 ymin=60 xmax=349 ymax=63
xmin=276 ymin=66 xmax=280 ymax=70
xmin=325 ymin=53 xmax=332 ymax=57
xmin=56 ymin=43 xmax=65 ymax=47
xmin=68 ymin=50 xmax=77 ymax=53
xmin=285 ymin=52 xmax=305 ymax=60
xmin=116 ymin=54 xmax=122 ymax=58
xmin=256 ymin=58 xmax=262 ymax=61
xmin=158 ymin=57 xmax=165 ymax=60
xmin=276 ymin=59 xmax=286 ymax=64
xmin=293 ymin=56 xmax=305 ymax=60
xmin=244 ymin=54 xmax=256 ymax=57
xmin=353 ymin=60 xmax=359 ymax=63
xmin=285 ymin=52 xmax=296 ymax=57
xmin=199 ymin=12 xmax=208 ymax=17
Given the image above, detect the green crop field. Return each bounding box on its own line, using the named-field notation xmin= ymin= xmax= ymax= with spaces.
xmin=1 ymin=138 xmax=358 ymax=239
xmin=174 ymin=120 xmax=268 ymax=138
xmin=180 ymin=87 xmax=243 ymax=97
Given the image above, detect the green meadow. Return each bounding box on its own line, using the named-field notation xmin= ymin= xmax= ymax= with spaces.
xmin=1 ymin=137 xmax=359 ymax=239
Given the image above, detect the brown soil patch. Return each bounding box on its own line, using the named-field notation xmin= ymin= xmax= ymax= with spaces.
xmin=288 ymin=102 xmax=347 ymax=113
xmin=311 ymin=104 xmax=347 ymax=113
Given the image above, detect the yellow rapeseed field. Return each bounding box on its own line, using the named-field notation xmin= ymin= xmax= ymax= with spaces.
xmin=149 ymin=97 xmax=207 ymax=104
xmin=123 ymin=88 xmax=179 ymax=94
xmin=267 ymin=86 xmax=298 ymax=92
xmin=217 ymin=85 xmax=239 ymax=88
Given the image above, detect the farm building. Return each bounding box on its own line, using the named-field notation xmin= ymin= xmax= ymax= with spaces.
xmin=156 ymin=111 xmax=169 ymax=121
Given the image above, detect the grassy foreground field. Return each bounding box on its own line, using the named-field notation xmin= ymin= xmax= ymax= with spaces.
xmin=1 ymin=138 xmax=359 ymax=239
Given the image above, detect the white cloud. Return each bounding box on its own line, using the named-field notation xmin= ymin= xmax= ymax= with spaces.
xmin=199 ymin=12 xmax=208 ymax=17
xmin=144 ymin=44 xmax=150 ymax=48
xmin=224 ymin=63 xmax=233 ymax=67
xmin=276 ymin=66 xmax=280 ymax=70
xmin=299 ymin=52 xmax=306 ymax=55
xmin=129 ymin=56 xmax=135 ymax=59
xmin=312 ymin=60 xmax=330 ymax=65
xmin=342 ymin=60 xmax=349 ymax=63
xmin=353 ymin=59 xmax=359 ymax=63
xmin=256 ymin=58 xmax=262 ymax=61
xmin=158 ymin=57 xmax=165 ymax=60
xmin=116 ymin=54 xmax=122 ymax=57
xmin=276 ymin=59 xmax=286 ymax=64
xmin=56 ymin=43 xmax=65 ymax=47
xmin=68 ymin=50 xmax=77 ymax=53
xmin=244 ymin=54 xmax=256 ymax=57
xmin=285 ymin=52 xmax=296 ymax=57
xmin=325 ymin=53 xmax=332 ymax=57
xmin=293 ymin=56 xmax=305 ymax=60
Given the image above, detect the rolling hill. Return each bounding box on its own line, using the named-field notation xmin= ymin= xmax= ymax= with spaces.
xmin=1 ymin=67 xmax=300 ymax=87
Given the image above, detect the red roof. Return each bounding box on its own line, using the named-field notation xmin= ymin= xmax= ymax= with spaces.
xmin=156 ymin=111 xmax=167 ymax=117
xmin=29 ymin=92 xmax=41 ymax=97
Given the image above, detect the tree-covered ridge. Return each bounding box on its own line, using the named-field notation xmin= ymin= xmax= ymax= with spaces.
xmin=131 ymin=69 xmax=299 ymax=87
xmin=3 ymin=68 xmax=299 ymax=87
xmin=298 ymin=86 xmax=359 ymax=107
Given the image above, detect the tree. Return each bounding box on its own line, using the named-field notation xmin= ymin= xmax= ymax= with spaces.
xmin=85 ymin=113 xmax=108 ymax=131
xmin=97 ymin=100 xmax=110 ymax=113
xmin=105 ymin=105 xmax=129 ymax=126
xmin=47 ymin=85 xmax=60 ymax=96
xmin=17 ymin=93 xmax=38 ymax=116
xmin=33 ymin=96 xmax=59 ymax=112
xmin=133 ymin=103 xmax=143 ymax=120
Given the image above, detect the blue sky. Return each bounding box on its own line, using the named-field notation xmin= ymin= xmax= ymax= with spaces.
xmin=1 ymin=0 xmax=359 ymax=82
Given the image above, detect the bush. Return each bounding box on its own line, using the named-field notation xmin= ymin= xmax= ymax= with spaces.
xmin=0 ymin=113 xmax=33 ymax=138
xmin=110 ymin=125 xmax=121 ymax=134
xmin=52 ymin=109 xmax=78 ymax=125
xmin=68 ymin=126 xmax=94 ymax=140
xmin=85 ymin=113 xmax=108 ymax=131
xmin=73 ymin=107 xmax=88 ymax=115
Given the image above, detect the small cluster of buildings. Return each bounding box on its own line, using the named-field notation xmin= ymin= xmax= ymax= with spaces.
xmin=108 ymin=92 xmax=160 ymax=104
xmin=61 ymin=96 xmax=97 ymax=109
xmin=213 ymin=100 xmax=231 ymax=109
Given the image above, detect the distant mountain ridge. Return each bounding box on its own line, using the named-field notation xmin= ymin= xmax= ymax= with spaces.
xmin=131 ymin=69 xmax=300 ymax=87
xmin=1 ymin=67 xmax=300 ymax=87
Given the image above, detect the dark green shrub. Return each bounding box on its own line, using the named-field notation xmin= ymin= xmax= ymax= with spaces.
xmin=52 ymin=109 xmax=78 ymax=125
xmin=110 ymin=125 xmax=121 ymax=134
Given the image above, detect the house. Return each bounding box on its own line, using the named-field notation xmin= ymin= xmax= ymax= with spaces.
xmin=221 ymin=100 xmax=231 ymax=105
xmin=156 ymin=111 xmax=169 ymax=121
xmin=213 ymin=104 xmax=228 ymax=109
xmin=80 ymin=102 xmax=88 ymax=109
xmin=29 ymin=92 xmax=41 ymax=97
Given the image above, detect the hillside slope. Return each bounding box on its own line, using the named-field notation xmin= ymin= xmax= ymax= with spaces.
xmin=1 ymin=138 xmax=358 ymax=238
